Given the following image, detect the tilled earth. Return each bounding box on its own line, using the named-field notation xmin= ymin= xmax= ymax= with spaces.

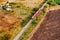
xmin=30 ymin=9 xmax=60 ymax=40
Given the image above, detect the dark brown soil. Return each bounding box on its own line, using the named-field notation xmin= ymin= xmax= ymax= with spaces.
xmin=30 ymin=9 xmax=60 ymax=40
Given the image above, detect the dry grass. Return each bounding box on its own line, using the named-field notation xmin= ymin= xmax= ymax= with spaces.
xmin=49 ymin=5 xmax=60 ymax=10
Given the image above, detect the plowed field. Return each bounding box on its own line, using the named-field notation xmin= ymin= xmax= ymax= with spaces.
xmin=30 ymin=9 xmax=60 ymax=40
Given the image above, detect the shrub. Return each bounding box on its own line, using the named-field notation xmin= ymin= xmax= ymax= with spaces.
xmin=32 ymin=7 xmax=39 ymax=12
xmin=32 ymin=18 xmax=38 ymax=25
xmin=9 ymin=2 xmax=17 ymax=6
xmin=0 ymin=34 xmax=9 ymax=40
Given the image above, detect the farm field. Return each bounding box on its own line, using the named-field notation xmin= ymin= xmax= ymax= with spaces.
xmin=29 ymin=9 xmax=60 ymax=40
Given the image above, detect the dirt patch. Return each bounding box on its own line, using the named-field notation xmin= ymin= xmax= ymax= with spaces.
xmin=0 ymin=10 xmax=20 ymax=32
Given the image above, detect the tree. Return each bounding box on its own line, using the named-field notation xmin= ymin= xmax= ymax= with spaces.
xmin=54 ymin=0 xmax=60 ymax=5
xmin=47 ymin=0 xmax=57 ymax=6
xmin=32 ymin=7 xmax=39 ymax=12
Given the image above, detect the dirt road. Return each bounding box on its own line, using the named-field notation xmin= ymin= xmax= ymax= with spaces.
xmin=30 ymin=9 xmax=60 ymax=40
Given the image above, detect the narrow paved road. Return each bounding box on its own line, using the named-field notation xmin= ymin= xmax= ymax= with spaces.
xmin=13 ymin=1 xmax=48 ymax=40
xmin=14 ymin=19 xmax=32 ymax=40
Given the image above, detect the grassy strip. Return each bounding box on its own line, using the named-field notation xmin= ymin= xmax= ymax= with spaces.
xmin=9 ymin=25 xmax=22 ymax=40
